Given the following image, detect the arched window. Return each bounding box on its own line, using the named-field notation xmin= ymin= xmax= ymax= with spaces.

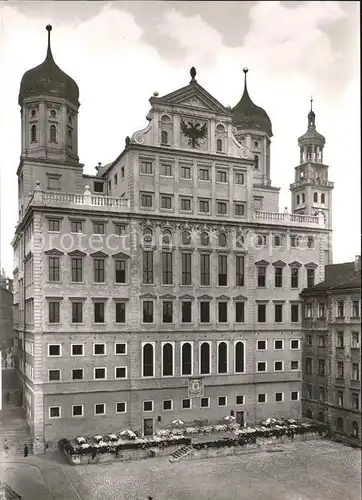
xmin=306 ymin=408 xmax=312 ymax=419
xmin=201 ymin=232 xmax=209 ymax=246
xmin=162 ymin=229 xmax=172 ymax=247
xmin=321 ymin=193 xmax=325 ymax=204
xmin=302 ymin=193 xmax=305 ymax=203
xmin=216 ymin=139 xmax=223 ymax=152
xmin=336 ymin=417 xmax=343 ymax=432
xmin=161 ymin=130 xmax=168 ymax=144
xmin=297 ymin=195 xmax=300 ymax=205
xmin=313 ymin=192 xmax=318 ymax=203
xmin=352 ymin=421 xmax=359 ymax=437
xmin=181 ymin=343 xmax=192 ymax=375
xmin=200 ymin=342 xmax=210 ymax=375
xmin=254 ymin=155 xmax=259 ymax=169
xmin=234 ymin=341 xmax=245 ymax=373
xmin=31 ymin=125 xmax=37 ymax=143
xmin=143 ymin=343 xmax=154 ymax=377
xmin=67 ymin=129 xmax=72 ymax=148
xmin=218 ymin=342 xmax=228 ymax=374
xmin=162 ymin=343 xmax=173 ymax=376
xmin=50 ymin=125 xmax=57 ymax=143
xmin=218 ymin=233 xmax=227 ymax=247
xmin=182 ymin=231 xmax=191 ymax=245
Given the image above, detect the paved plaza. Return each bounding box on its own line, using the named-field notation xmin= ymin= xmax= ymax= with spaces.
xmin=0 ymin=440 xmax=360 ymax=499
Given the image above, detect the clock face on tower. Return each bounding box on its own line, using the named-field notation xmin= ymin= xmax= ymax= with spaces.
xmin=180 ymin=118 xmax=207 ymax=148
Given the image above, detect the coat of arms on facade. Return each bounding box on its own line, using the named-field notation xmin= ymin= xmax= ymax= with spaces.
xmin=188 ymin=378 xmax=204 ymax=398
xmin=180 ymin=118 xmax=207 ymax=148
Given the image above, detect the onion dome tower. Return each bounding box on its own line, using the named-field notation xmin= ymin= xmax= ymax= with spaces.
xmin=18 ymin=25 xmax=79 ymax=163
xmin=231 ymin=68 xmax=273 ymax=185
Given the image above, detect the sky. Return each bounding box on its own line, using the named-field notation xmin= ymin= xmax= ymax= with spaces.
xmin=0 ymin=1 xmax=360 ymax=276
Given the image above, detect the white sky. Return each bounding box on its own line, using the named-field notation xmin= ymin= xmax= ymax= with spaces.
xmin=0 ymin=1 xmax=360 ymax=276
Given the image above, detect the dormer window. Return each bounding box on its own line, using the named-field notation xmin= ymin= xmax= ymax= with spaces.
xmin=50 ymin=125 xmax=57 ymax=143
xmin=161 ymin=130 xmax=168 ymax=145
xmin=216 ymin=139 xmax=223 ymax=152
xmin=31 ymin=125 xmax=37 ymax=143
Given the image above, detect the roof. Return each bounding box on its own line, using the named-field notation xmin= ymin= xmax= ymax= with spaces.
xmin=18 ymin=25 xmax=79 ymax=107
xmin=301 ymin=260 xmax=361 ymax=295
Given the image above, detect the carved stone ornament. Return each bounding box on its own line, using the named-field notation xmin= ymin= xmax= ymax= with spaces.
xmin=181 ymin=118 xmax=207 ymax=148
xmin=130 ymin=121 xmax=152 ymax=144
xmin=181 ymin=97 xmax=207 ymax=109
xmin=159 ymin=221 xmax=176 ymax=231
xmin=240 ymin=147 xmax=250 ymax=159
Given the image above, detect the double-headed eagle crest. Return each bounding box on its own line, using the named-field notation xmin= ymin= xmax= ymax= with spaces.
xmin=180 ymin=118 xmax=207 ymax=148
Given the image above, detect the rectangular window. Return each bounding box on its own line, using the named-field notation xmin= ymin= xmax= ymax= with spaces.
xmin=49 ymin=407 xmax=61 ymax=419
xmin=198 ymin=168 xmax=210 ymax=181
xmin=218 ymin=302 xmax=228 ymax=323
xmin=140 ymin=161 xmax=153 ymax=174
xmin=305 ymin=304 xmax=313 ymax=318
xmin=114 ymin=173 xmax=118 ymax=185
xmin=290 ymin=339 xmax=300 ymax=350
xmin=200 ymin=254 xmax=210 ymax=286
xmin=352 ymin=301 xmax=360 ymax=317
xmin=291 ymin=268 xmax=299 ymax=288
xmin=257 ymin=340 xmax=266 ymax=351
xmin=182 ymin=398 xmax=191 ymax=409
xmin=160 ymin=164 xmax=172 ymax=176
xmin=291 ymin=304 xmax=299 ymax=323
xmin=291 ymin=391 xmax=299 ymax=401
xmin=352 ymin=363 xmax=360 ymax=381
xmin=218 ymin=255 xmax=227 ymax=286
xmin=93 ymin=343 xmax=106 ymax=355
xmin=307 ymin=237 xmax=314 ymax=248
xmin=162 ymin=301 xmax=173 ymax=323
xmin=70 ymin=220 xmax=83 ymax=233
xmin=94 ymin=403 xmax=106 ymax=415
xmin=274 ymin=339 xmax=284 ymax=350
xmin=114 ymin=224 xmax=126 ymax=236
xmin=200 ymin=302 xmax=210 ymax=323
xmin=161 ymin=195 xmax=172 ymax=209
xmin=352 ymin=392 xmax=359 ymax=410
xmin=307 ymin=335 xmax=313 ymax=346
xmin=273 ymin=235 xmax=282 ymax=247
xmin=337 ymin=391 xmax=344 ymax=407
xmin=71 ymin=257 xmax=83 ymax=282
xmin=162 ymin=400 xmax=173 ymax=411
xmin=94 ymin=302 xmax=105 ymax=323
xmin=337 ymin=301 xmax=344 ymax=318
xmin=180 ymin=166 xmax=191 ymax=179
xmin=275 ymin=267 xmax=283 ymax=288
xmin=318 ymin=335 xmax=326 ymax=347
xmin=318 ymin=303 xmax=325 ymax=318
xmin=337 ymin=331 xmax=344 ymax=348
xmin=234 ymin=204 xmax=245 ymax=216
xmin=306 ymin=357 xmax=312 ymax=374
xmin=143 ymin=301 xmax=154 ymax=323
xmin=275 ymin=393 xmax=283 ymax=402
xmin=180 ymin=198 xmax=191 ymax=211
xmin=218 ymin=396 xmax=227 ymax=406
xmin=319 ymin=386 xmax=326 ymax=402
xmin=116 ymin=402 xmax=127 ymax=413
xmin=217 ymin=202 xmax=227 ymax=215
xmin=141 ymin=193 xmax=153 ymax=208
xmin=181 ymin=253 xmax=192 ymax=285
xmin=94 ymin=259 xmax=105 ymax=283
xmin=93 ymin=222 xmax=105 ymax=235
xmin=48 ymin=302 xmax=60 ymax=323
xmin=257 ymin=361 xmax=267 ymax=372
xmin=143 ymin=251 xmax=153 ymax=284
xmin=72 ymin=405 xmax=83 ymax=417
xmin=307 ymin=384 xmax=312 ymax=399
xmin=94 ymin=368 xmax=106 ymax=380
xmin=236 ymin=395 xmax=244 ymax=405
xmin=48 ymin=369 xmax=60 ymax=381
xmin=318 ymin=359 xmax=326 ymax=376
xmin=275 ymin=304 xmax=283 ymax=323
xmin=235 ymin=302 xmax=245 ymax=323
xmin=181 ymin=301 xmax=192 ymax=323
xmin=48 ymin=344 xmax=61 ymax=356
xmin=162 ymin=252 xmax=173 ymax=284
xmin=115 ymin=302 xmax=126 ymax=323
xmin=235 ymin=255 xmax=245 ymax=287
xmin=72 ymin=302 xmax=83 ymax=323
xmin=307 ymin=268 xmax=315 ymax=288
xmin=71 ymin=344 xmax=84 ymax=356
xmin=274 ymin=361 xmax=284 ymax=371
xmin=47 ymin=176 xmax=61 ymax=190
xmin=93 ymin=182 xmax=104 ymax=193
xmin=199 ymin=200 xmax=210 ymax=213
xmin=216 ymin=170 xmax=227 ymax=183
xmin=143 ymin=401 xmax=153 ymax=412
xmin=352 ymin=332 xmax=360 ymax=348
xmin=48 ymin=219 xmax=60 ymax=232
xmin=290 ymin=235 xmax=299 ymax=248
xmin=291 ymin=360 xmax=299 ymax=371
xmin=257 ymin=304 xmax=266 ymax=323
xmin=115 ymin=367 xmax=127 ymax=379
xmin=72 ymin=369 xmax=83 ymax=380
xmin=48 ymin=257 xmax=60 ymax=282
xmin=257 ymin=266 xmax=266 ymax=287
xmin=258 ymin=394 xmax=267 ymax=403
xmin=115 ymin=259 xmax=126 ymax=283
xmin=200 ymin=397 xmax=210 ymax=408
xmin=234 ymin=172 xmax=244 ymax=184
xmin=115 ymin=343 xmax=127 ymax=355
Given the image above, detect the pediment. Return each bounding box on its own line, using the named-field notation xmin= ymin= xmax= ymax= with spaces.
xmin=272 ymin=260 xmax=286 ymax=267
xmin=90 ymin=251 xmax=108 ymax=258
xmin=198 ymin=294 xmax=212 ymax=300
xmin=179 ymin=294 xmax=194 ymax=301
xmin=255 ymin=259 xmax=270 ymax=266
xmin=305 ymin=262 xmax=318 ymax=269
xmin=289 ymin=261 xmax=302 ymax=268
xmin=159 ymin=293 xmax=176 ymax=300
xmin=44 ymin=248 xmax=64 ymax=256
xmin=68 ymin=250 xmax=87 ymax=257
xmin=233 ymin=295 xmax=248 ymax=301
xmin=152 ymin=82 xmax=229 ymax=115
xmin=112 ymin=252 xmax=130 ymax=259
xmin=140 ymin=293 xmax=157 ymax=299
xmin=216 ymin=295 xmax=230 ymax=301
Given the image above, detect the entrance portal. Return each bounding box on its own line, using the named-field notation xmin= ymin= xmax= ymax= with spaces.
xmin=143 ymin=418 xmax=154 ymax=436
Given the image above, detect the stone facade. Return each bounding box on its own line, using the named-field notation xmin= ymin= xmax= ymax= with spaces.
xmin=12 ymin=29 xmax=334 ymax=450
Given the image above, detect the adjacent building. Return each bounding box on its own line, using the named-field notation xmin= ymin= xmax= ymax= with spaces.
xmin=301 ymin=256 xmax=361 ymax=444
xmin=12 ymin=26 xmax=334 ymax=452
xmin=0 ymin=271 xmax=14 ymax=355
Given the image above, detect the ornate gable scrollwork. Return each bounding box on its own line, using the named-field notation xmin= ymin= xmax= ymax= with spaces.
xmin=180 ymin=97 xmax=207 ymax=109
xmin=130 ymin=121 xmax=152 ymax=145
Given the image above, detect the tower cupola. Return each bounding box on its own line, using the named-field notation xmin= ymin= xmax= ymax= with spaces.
xmin=298 ymin=98 xmax=325 ymax=164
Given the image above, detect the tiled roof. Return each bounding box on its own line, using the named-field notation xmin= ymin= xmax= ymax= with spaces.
xmin=302 ymin=261 xmax=361 ymax=294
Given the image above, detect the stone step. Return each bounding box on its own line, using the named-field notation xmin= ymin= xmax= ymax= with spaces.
xmin=169 ymin=446 xmax=193 ymax=463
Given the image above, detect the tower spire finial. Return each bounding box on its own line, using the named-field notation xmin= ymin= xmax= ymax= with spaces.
xmin=310 ymin=95 xmax=313 ymax=112
xmin=46 ymin=25 xmax=53 ymax=59
xmin=190 ymin=67 xmax=197 ymax=84
xmin=243 ymin=67 xmax=249 ymax=90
